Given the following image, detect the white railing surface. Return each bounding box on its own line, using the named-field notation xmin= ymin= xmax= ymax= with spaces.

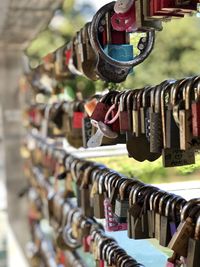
xmin=154 ymin=181 xmax=200 ymax=200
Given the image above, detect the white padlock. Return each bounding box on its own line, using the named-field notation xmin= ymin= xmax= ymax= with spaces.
xmin=114 ymin=0 xmax=135 ymax=14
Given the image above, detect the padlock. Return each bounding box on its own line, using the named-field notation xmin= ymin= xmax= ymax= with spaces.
xmin=72 ymin=101 xmax=85 ymax=135
xmin=80 ymin=23 xmax=99 ymax=81
xmin=82 ymin=117 xmax=93 ymax=148
xmin=168 ymin=199 xmax=200 ymax=257
xmin=103 ymin=44 xmax=134 ymax=62
xmin=54 ymin=46 xmax=71 ymax=78
xmin=169 ymin=197 xmax=187 ymax=241
xmin=150 ymin=81 xmax=172 ymax=153
xmin=128 ymin=183 xmax=147 ymax=239
xmin=162 ymin=78 xmax=195 ymax=167
xmin=124 ymin=90 xmax=134 ymax=133
xmin=192 ymin=81 xmax=200 ymax=137
xmin=141 ymin=186 xmax=159 ymax=239
xmin=119 ymin=91 xmax=130 ymax=134
xmin=111 ymin=0 xmax=137 ymax=32
xmin=165 ymin=252 xmax=182 ymax=267
xmin=66 ymin=39 xmax=83 ymax=76
xmin=114 ymin=179 xmax=136 ymax=223
xmin=79 ymin=166 xmax=94 ymax=217
xmin=186 ymin=211 xmax=200 ymax=267
xmin=90 ymin=2 xmax=155 ymax=83
xmin=153 ymin=190 xmax=167 ymax=241
xmin=156 ymin=193 xmax=173 ymax=243
xmin=133 ymin=89 xmax=144 ymax=137
xmin=166 ymin=78 xmax=187 ymax=149
xmin=90 ymin=91 xmax=119 ymax=122
xmin=104 ymin=196 xmax=128 ymax=232
xmin=179 ymin=76 xmax=200 ymax=150
xmin=134 ymin=0 xmax=163 ymax=31
xmin=147 ymin=0 xmax=194 ymax=19
xmin=160 ymin=195 xmax=178 ymax=247
xmin=92 ymin=170 xmax=106 ymax=219
xmin=110 ymin=98 xmax=121 ymax=133
xmin=147 ymin=191 xmax=162 ymax=238
xmin=132 ymin=90 xmax=140 ymax=135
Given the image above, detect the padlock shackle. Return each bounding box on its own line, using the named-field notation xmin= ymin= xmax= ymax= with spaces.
xmin=181 ymin=198 xmax=200 ymax=221
xmin=136 ymin=88 xmax=145 ymax=109
xmin=170 ymin=77 xmax=188 ymax=105
xmin=90 ymin=2 xmax=155 ymax=67
xmin=184 ymin=76 xmax=200 ymax=110
xmin=129 ymin=181 xmax=144 ymax=205
xmin=153 ymin=191 xmax=167 ymax=212
xmin=158 ymin=193 xmax=174 ymax=215
xmin=142 ymin=86 xmax=153 ymax=107
xmin=194 ymin=213 xmax=200 ymax=240
xmin=132 ymin=89 xmax=141 ymax=110
xmin=155 ymin=80 xmax=174 ymax=113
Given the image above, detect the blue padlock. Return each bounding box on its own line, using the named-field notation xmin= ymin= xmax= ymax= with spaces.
xmin=103 ymin=44 xmax=134 ymax=73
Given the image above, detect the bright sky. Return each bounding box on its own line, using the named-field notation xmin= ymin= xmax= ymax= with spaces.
xmin=77 ymin=0 xmax=110 ymax=11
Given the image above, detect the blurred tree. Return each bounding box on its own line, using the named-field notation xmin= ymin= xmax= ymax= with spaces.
xmin=26 ymin=0 xmax=95 ymax=60
xmin=26 ymin=0 xmax=96 ymax=96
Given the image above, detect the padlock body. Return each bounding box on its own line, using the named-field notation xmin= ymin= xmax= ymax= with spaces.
xmin=192 ymin=102 xmax=200 ymax=137
xmin=186 ymin=238 xmax=200 ymax=267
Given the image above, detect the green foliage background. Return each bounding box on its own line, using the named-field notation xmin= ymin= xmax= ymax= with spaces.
xmin=26 ymin=1 xmax=200 ymax=183
xmin=124 ymin=17 xmax=200 ymax=88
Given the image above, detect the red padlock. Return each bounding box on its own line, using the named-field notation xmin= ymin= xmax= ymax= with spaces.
xmin=150 ymin=0 xmax=197 ymax=18
xmin=111 ymin=0 xmax=137 ymax=32
xmin=73 ymin=112 xmax=84 ymax=129
xmin=58 ymin=251 xmax=66 ymax=265
xmin=111 ymin=30 xmax=127 ymax=45
xmin=82 ymin=236 xmax=90 ymax=252
xmin=65 ymin=48 xmax=72 ymax=66
xmin=98 ymin=260 xmax=105 ymax=267
xmin=90 ymin=91 xmax=118 ymax=122
xmin=119 ymin=92 xmax=130 ymax=134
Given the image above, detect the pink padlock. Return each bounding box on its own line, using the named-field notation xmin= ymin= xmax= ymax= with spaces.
xmin=98 ymin=260 xmax=105 ymax=267
xmin=165 ymin=253 xmax=183 ymax=267
xmin=165 ymin=262 xmax=175 ymax=267
xmin=104 ymin=198 xmax=127 ymax=232
xmin=111 ymin=0 xmax=137 ymax=32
